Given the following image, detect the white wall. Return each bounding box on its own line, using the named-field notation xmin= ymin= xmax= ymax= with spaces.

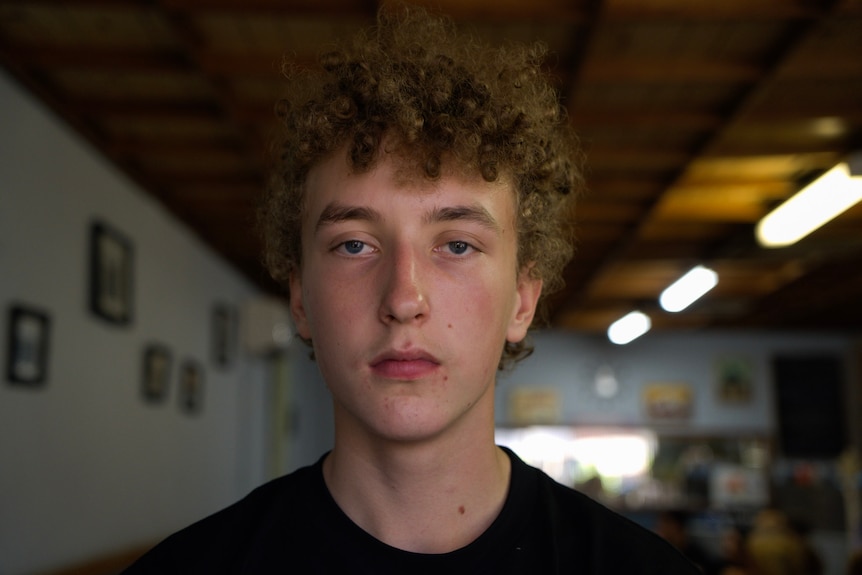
xmin=0 ymin=71 xmax=270 ymax=574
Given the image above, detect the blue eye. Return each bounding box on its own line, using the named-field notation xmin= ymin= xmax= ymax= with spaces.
xmin=342 ymin=240 xmax=366 ymax=255
xmin=447 ymin=241 xmax=471 ymax=255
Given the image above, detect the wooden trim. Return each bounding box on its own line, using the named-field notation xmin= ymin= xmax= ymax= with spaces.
xmin=39 ymin=544 xmax=154 ymax=575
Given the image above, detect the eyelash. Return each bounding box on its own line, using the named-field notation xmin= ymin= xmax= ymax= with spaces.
xmin=333 ymin=239 xmax=477 ymax=257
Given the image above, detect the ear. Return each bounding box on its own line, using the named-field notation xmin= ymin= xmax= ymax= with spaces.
xmin=288 ymin=269 xmax=312 ymax=340
xmin=506 ymin=267 xmax=543 ymax=343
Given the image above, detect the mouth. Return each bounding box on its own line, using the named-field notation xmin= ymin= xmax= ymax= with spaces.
xmin=370 ymin=350 xmax=441 ymax=380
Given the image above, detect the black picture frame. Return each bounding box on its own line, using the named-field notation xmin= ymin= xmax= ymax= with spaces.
xmin=141 ymin=344 xmax=172 ymax=403
xmin=211 ymin=303 xmax=236 ymax=369
xmin=179 ymin=359 xmax=205 ymax=415
xmin=89 ymin=220 xmax=133 ymax=325
xmin=773 ymin=355 xmax=846 ymax=459
xmin=5 ymin=304 xmax=51 ymax=387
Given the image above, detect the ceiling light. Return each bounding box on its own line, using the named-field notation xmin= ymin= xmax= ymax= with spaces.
xmin=659 ymin=265 xmax=718 ymax=312
xmin=608 ymin=311 xmax=651 ymax=345
xmin=756 ymin=152 xmax=862 ymax=247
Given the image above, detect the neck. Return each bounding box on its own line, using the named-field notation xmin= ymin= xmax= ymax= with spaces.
xmin=323 ymin=422 xmax=511 ymax=553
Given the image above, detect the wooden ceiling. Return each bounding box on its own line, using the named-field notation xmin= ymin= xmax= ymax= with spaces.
xmin=2 ymin=0 xmax=861 ymax=336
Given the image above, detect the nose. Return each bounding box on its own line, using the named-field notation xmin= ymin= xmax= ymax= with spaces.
xmin=379 ymin=245 xmax=429 ymax=325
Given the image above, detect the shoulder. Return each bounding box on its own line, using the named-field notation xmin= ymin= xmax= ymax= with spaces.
xmin=181 ymin=462 xmax=316 ymax=540
xmin=507 ymin=450 xmax=700 ymax=574
xmin=122 ymin=461 xmax=320 ymax=574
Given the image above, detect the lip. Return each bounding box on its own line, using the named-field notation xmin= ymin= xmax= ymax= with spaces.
xmin=370 ymin=349 xmax=440 ymax=380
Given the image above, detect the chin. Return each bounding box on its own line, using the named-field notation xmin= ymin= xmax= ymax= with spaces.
xmin=372 ymin=407 xmax=475 ymax=445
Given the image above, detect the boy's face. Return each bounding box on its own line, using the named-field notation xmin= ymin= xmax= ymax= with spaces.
xmin=289 ymin=148 xmax=542 ymax=444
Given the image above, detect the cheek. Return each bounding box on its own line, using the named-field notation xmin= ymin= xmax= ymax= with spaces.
xmin=303 ymin=272 xmax=368 ymax=342
xmin=452 ymin=277 xmax=516 ymax=338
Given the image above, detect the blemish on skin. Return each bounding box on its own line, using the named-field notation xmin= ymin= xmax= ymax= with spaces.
xmin=458 ymin=505 xmax=465 ymax=515
xmin=448 ymin=323 xmax=453 ymax=329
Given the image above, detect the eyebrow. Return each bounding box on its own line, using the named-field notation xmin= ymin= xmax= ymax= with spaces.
xmin=314 ymin=201 xmax=501 ymax=234
xmin=425 ymin=204 xmax=502 ymax=234
xmin=315 ymin=202 xmax=381 ymax=232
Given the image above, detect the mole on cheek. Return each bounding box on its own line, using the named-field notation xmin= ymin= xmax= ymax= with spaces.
xmin=458 ymin=505 xmax=465 ymax=515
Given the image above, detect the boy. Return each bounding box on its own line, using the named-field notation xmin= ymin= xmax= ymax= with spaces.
xmin=124 ymin=6 xmax=698 ymax=573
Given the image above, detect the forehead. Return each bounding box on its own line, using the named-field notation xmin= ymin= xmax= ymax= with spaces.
xmin=302 ymin=147 xmax=516 ymax=218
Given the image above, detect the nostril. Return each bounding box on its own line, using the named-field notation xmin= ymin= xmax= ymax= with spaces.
xmin=380 ymin=281 xmax=429 ymax=324
xmin=378 ymin=249 xmax=431 ymax=324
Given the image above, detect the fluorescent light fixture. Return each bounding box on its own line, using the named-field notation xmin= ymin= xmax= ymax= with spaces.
xmin=607 ymin=311 xmax=651 ymax=345
xmin=659 ymin=265 xmax=718 ymax=312
xmin=756 ymin=152 xmax=862 ymax=247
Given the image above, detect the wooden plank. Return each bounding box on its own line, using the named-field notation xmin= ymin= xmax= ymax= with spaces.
xmin=37 ymin=543 xmax=153 ymax=575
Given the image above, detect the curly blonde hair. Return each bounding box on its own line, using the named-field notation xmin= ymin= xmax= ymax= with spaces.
xmin=260 ymin=6 xmax=583 ymax=368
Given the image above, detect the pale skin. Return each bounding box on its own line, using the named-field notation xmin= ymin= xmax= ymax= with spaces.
xmin=288 ymin=145 xmax=543 ymax=554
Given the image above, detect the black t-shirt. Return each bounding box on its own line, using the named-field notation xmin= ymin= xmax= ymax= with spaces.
xmin=124 ymin=448 xmax=699 ymax=574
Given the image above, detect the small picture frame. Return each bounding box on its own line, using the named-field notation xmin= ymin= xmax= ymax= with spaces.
xmin=89 ymin=220 xmax=133 ymax=325
xmin=141 ymin=344 xmax=172 ymax=403
xmin=178 ymin=360 xmax=204 ymax=414
xmin=5 ymin=304 xmax=51 ymax=387
xmin=716 ymin=356 xmax=754 ymax=404
xmin=211 ymin=303 xmax=236 ymax=369
xmin=642 ymin=382 xmax=694 ymax=420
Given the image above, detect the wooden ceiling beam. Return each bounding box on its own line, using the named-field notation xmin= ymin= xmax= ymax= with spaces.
xmin=7 ymin=43 xmax=313 ymax=77
xmin=586 ymin=149 xmax=692 ymax=170
xmin=0 ymin=0 xmax=155 ymax=8
xmin=150 ymin=173 xmax=263 ymax=187
xmin=152 ymin=3 xmax=274 ymax=173
xmin=739 ymin=102 xmax=862 ymax=122
xmin=576 ymin=201 xmax=646 ymax=223
xmin=7 ymin=45 xmax=185 ymax=71
xmin=572 ymin=109 xmax=722 ymax=130
xmin=653 ymin=199 xmax=765 ymax=223
xmin=196 ymin=51 xmax=309 ymax=76
xmin=65 ymin=98 xmax=278 ymax=129
xmin=580 ymin=58 xmax=762 ymax=83
xmin=601 ymin=0 xmax=825 ymax=21
xmin=74 ymin=98 xmax=221 ymax=118
xmin=104 ymin=140 xmax=245 ymax=158
xmin=733 ymin=251 xmax=862 ymax=328
xmin=158 ymin=0 xmax=591 ymax=23
xmin=158 ymin=0 xmax=372 ymax=16
xmin=708 ymin=140 xmax=858 ymax=157
xmin=666 ymin=178 xmax=790 ymax=195
xmin=575 ymin=104 xmax=862 ymax=126
xmin=172 ymin=183 xmax=262 ymax=198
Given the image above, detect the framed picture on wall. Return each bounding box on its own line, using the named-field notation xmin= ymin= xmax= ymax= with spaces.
xmin=5 ymin=304 xmax=51 ymax=387
xmin=141 ymin=344 xmax=172 ymax=403
xmin=716 ymin=356 xmax=753 ymax=404
xmin=642 ymin=382 xmax=694 ymax=420
xmin=178 ymin=359 xmax=204 ymax=415
xmin=508 ymin=387 xmax=562 ymax=426
xmin=773 ymin=355 xmax=846 ymax=459
xmin=89 ymin=219 xmax=133 ymax=325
